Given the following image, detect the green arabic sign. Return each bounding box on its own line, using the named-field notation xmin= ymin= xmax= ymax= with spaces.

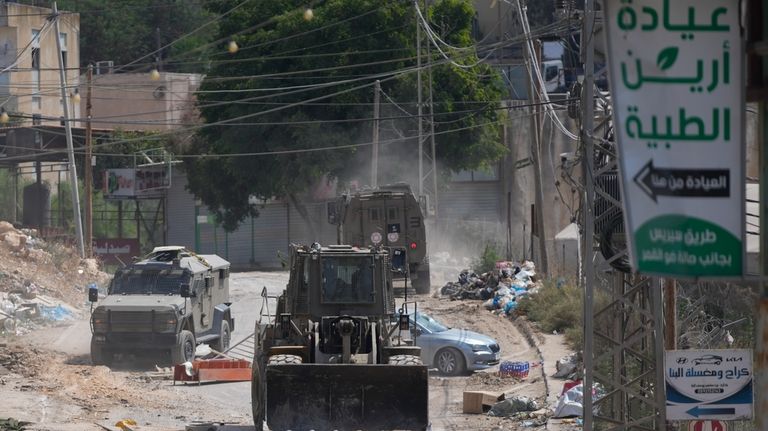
xmin=605 ymin=0 xmax=744 ymax=277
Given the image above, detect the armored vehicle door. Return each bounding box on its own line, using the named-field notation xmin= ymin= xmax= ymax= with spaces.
xmin=198 ymin=273 xmax=214 ymax=330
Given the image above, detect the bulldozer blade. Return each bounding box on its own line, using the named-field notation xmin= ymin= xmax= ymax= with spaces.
xmin=266 ymin=364 xmax=429 ymax=430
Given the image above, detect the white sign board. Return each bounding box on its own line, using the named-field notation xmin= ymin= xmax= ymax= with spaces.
xmin=605 ymin=0 xmax=744 ymax=277
xmin=666 ymin=349 xmax=753 ymax=420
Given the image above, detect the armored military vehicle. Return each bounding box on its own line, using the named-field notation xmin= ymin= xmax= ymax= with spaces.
xmin=89 ymin=246 xmax=233 ymax=366
xmin=251 ymin=243 xmax=429 ymax=430
xmin=329 ymin=183 xmax=431 ymax=294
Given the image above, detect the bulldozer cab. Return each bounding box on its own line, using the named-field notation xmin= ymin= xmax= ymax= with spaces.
xmin=254 ymin=243 xmax=428 ymax=430
xmin=285 ymin=244 xmax=395 ymax=321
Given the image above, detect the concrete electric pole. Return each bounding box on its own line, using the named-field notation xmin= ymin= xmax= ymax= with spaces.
xmin=52 ymin=2 xmax=84 ymax=258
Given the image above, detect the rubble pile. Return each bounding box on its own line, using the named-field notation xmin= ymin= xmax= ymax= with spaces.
xmin=0 ymin=220 xmax=110 ymax=336
xmin=439 ymin=260 xmax=539 ymax=316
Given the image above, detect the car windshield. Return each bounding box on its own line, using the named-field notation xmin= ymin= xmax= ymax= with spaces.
xmin=321 ymin=256 xmax=375 ymax=304
xmin=413 ymin=312 xmax=448 ymax=333
xmin=111 ymin=268 xmax=190 ymax=295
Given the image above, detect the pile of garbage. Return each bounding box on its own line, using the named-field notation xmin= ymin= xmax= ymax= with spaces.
xmin=439 ymin=260 xmax=539 ymax=316
xmin=1 ymin=289 xmax=79 ymax=335
xmin=0 ymin=220 xmax=110 ymax=336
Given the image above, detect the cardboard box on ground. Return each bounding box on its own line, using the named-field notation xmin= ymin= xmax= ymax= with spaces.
xmin=462 ymin=390 xmax=505 ymax=414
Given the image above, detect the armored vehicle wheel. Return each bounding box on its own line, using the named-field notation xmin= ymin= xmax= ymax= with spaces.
xmin=90 ymin=339 xmax=113 ymax=366
xmin=212 ymin=320 xmax=231 ymax=353
xmin=388 ymin=354 xmax=423 ymax=366
xmin=171 ymin=330 xmax=195 ymax=365
xmin=412 ymin=272 xmax=431 ymax=294
xmin=251 ymin=358 xmax=265 ymax=431
xmin=268 ymin=354 xmax=303 ymax=365
xmin=435 ymin=347 xmax=465 ymax=376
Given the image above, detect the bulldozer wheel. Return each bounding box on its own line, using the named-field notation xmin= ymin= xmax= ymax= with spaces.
xmin=388 ymin=354 xmax=423 ymax=366
xmin=251 ymin=357 xmax=265 ymax=431
xmin=268 ymin=354 xmax=303 ymax=365
xmin=412 ymin=272 xmax=431 ymax=294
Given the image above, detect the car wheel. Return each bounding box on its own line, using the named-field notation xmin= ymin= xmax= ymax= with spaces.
xmin=171 ymin=330 xmax=195 ymax=365
xmin=212 ymin=320 xmax=231 ymax=353
xmin=435 ymin=347 xmax=465 ymax=376
xmin=90 ymin=339 xmax=113 ymax=366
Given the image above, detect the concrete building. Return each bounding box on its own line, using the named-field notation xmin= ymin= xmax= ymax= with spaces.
xmin=0 ymin=2 xmax=80 ymax=125
xmin=84 ymin=71 xmax=202 ymax=131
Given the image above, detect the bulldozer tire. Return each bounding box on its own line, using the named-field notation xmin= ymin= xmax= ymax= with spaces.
xmin=388 ymin=354 xmax=423 ymax=366
xmin=268 ymin=354 xmax=303 ymax=365
xmin=171 ymin=330 xmax=196 ymax=365
xmin=212 ymin=320 xmax=231 ymax=353
xmin=412 ymin=272 xmax=431 ymax=294
xmin=251 ymin=357 xmax=266 ymax=431
xmin=90 ymin=339 xmax=113 ymax=366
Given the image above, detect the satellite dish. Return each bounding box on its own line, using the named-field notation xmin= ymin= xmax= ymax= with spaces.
xmin=153 ymin=85 xmax=167 ymax=99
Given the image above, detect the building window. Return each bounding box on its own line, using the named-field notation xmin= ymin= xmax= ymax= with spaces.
xmin=59 ymin=33 xmax=67 ymax=70
xmin=32 ymin=96 xmax=41 ymax=110
xmin=32 ymin=114 xmax=41 ymax=125
xmin=31 ymin=30 xmax=40 ymax=92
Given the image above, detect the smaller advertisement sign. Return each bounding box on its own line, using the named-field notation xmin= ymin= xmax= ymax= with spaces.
xmin=666 ymin=349 xmax=752 ymax=420
xmin=92 ymin=238 xmax=140 ymax=265
xmin=104 ymin=167 xmax=169 ymax=198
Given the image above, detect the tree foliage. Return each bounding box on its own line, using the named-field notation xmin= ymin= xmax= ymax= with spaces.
xmin=187 ymin=0 xmax=507 ymax=231
xmin=56 ymin=0 xmax=215 ymax=73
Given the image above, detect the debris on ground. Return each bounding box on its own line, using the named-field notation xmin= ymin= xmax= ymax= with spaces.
xmin=439 ymin=260 xmax=539 ymax=317
xmin=487 ymin=395 xmax=539 ymax=417
xmin=554 ymin=353 xmax=579 ymax=379
xmin=552 ymin=382 xmax=605 ymax=418
xmin=0 ymin=417 xmax=31 ymax=431
xmin=0 ymin=220 xmax=111 ymax=337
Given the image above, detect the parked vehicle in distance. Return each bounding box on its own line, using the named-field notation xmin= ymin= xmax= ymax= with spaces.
xmin=406 ymin=311 xmax=500 ymax=375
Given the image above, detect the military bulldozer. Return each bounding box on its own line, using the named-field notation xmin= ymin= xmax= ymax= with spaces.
xmin=251 ymin=243 xmax=429 ymax=431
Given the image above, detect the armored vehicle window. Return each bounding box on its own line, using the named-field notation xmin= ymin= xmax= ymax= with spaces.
xmin=321 ymin=256 xmax=374 ymax=304
xmin=111 ymin=268 xmax=190 ymax=295
xmin=387 ymin=207 xmax=399 ymax=220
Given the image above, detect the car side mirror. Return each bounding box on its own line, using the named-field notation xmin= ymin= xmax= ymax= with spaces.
xmin=180 ymin=283 xmax=195 ymax=298
xmin=412 ymin=327 xmax=422 ymax=336
xmin=88 ymin=285 xmax=99 ymax=303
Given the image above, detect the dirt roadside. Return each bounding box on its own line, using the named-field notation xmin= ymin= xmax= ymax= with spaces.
xmin=417 ymin=294 xmax=581 ymax=431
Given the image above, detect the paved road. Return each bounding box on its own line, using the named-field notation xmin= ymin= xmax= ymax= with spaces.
xmin=166 ymin=271 xmax=287 ymax=423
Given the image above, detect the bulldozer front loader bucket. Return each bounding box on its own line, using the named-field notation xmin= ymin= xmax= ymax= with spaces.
xmin=265 ymin=363 xmax=429 ymax=430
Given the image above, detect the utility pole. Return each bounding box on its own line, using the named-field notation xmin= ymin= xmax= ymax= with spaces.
xmin=155 ymin=27 xmax=162 ymax=72
xmin=581 ymin=0 xmax=596 ymax=428
xmin=52 ymin=2 xmax=84 ymax=258
xmin=372 ymin=80 xmax=380 ymax=188
xmin=415 ymin=1 xmax=424 ymax=200
xmin=84 ymin=64 xmax=93 ymax=257
xmin=516 ymin=0 xmax=548 ymax=274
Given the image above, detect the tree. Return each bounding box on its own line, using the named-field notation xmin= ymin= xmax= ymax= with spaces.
xmin=57 ymin=0 xmax=215 ymax=73
xmin=186 ymin=0 xmax=507 ymax=231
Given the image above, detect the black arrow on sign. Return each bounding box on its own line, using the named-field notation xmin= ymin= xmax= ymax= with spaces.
xmin=633 ymin=160 xmax=730 ymax=202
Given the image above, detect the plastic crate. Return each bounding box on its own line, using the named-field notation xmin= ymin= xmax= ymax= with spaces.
xmin=499 ymin=361 xmax=529 ymax=378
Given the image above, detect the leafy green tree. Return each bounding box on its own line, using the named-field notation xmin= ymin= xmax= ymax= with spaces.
xmin=187 ymin=0 xmax=507 ymax=231
xmin=57 ymin=0 xmax=215 ymax=73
